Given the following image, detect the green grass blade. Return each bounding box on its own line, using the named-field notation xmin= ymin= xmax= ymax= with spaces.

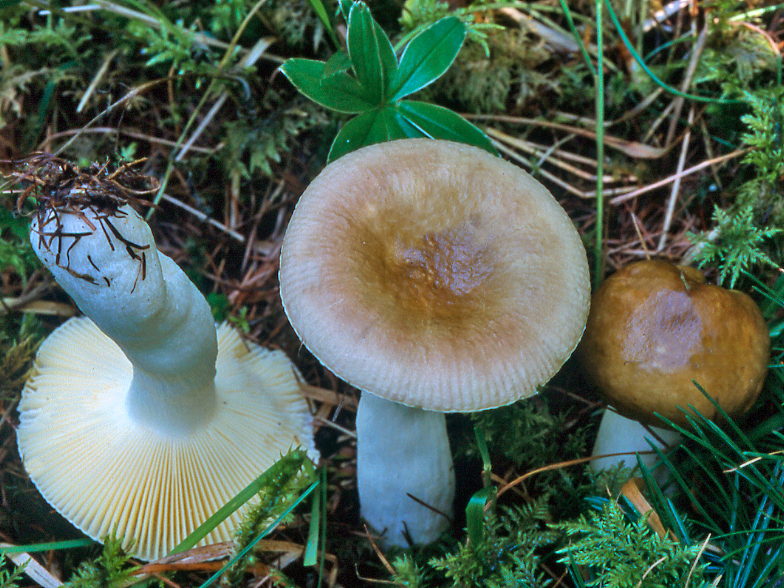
xmin=558 ymin=0 xmax=596 ymax=78
xmin=197 ymin=479 xmax=320 ymax=588
xmin=733 ymin=491 xmax=774 ymax=588
xmin=604 ymin=0 xmax=741 ymax=105
xmin=169 ymin=449 xmax=307 ymax=556
xmin=304 ymin=0 xmax=339 ymax=48
xmin=593 ymin=0 xmax=605 ymax=288
xmin=0 ymin=538 xmax=95 ymax=554
xmin=303 ymin=470 xmax=322 ymax=567
xmin=466 ymin=486 xmax=496 ymax=548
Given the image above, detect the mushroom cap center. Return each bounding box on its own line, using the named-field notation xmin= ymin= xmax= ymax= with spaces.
xmin=395 ymin=224 xmax=491 ymax=298
xmin=359 ymin=211 xmax=496 ymax=331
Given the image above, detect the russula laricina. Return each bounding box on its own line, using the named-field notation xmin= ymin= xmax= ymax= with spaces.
xmin=579 ymin=259 xmax=770 ymax=471
xmin=19 ymin=198 xmax=317 ymax=561
xmin=279 ymin=138 xmax=590 ymax=547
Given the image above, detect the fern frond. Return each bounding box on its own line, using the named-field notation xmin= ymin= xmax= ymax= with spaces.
xmin=0 ymin=554 xmax=26 ymax=588
xmin=427 ymin=498 xmax=556 ymax=587
xmin=554 ymin=500 xmax=708 ymax=588
xmin=65 ymin=536 xmax=138 ymax=588
xmin=688 ymin=204 xmax=781 ymax=288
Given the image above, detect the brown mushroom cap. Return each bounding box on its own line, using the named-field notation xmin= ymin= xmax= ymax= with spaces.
xmin=279 ymin=138 xmax=590 ymax=412
xmin=579 ymin=259 xmax=770 ymax=427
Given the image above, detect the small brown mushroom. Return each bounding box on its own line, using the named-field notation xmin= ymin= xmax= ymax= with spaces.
xmin=580 ymin=259 xmax=770 ymax=429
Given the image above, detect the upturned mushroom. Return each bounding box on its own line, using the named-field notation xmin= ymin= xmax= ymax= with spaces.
xmin=579 ymin=259 xmax=770 ymax=473
xmin=19 ymin=198 xmax=317 ymax=561
xmin=279 ymin=138 xmax=590 ymax=547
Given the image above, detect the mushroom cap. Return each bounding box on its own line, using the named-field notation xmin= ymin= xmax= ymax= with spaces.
xmin=579 ymin=259 xmax=770 ymax=427
xmin=279 ymin=138 xmax=590 ymax=412
xmin=17 ymin=317 xmax=315 ymax=561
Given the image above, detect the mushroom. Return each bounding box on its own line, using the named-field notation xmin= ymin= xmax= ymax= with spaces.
xmin=18 ymin=201 xmax=317 ymax=561
xmin=279 ymin=138 xmax=590 ymax=547
xmin=579 ymin=259 xmax=770 ymax=475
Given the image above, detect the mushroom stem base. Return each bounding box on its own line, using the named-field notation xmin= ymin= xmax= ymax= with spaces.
xmin=356 ymin=393 xmax=455 ymax=548
xmin=591 ymin=408 xmax=682 ymax=486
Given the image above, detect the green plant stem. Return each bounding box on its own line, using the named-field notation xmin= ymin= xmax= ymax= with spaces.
xmin=594 ymin=0 xmax=605 ymax=289
xmin=558 ymin=0 xmax=596 ymax=78
xmin=604 ymin=0 xmax=740 ymax=105
xmin=558 ymin=0 xmax=604 ymax=286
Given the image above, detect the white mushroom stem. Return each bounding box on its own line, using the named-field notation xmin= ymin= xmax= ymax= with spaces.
xmin=31 ymin=203 xmax=218 ymax=436
xmin=356 ymin=393 xmax=455 ymax=548
xmin=591 ymin=408 xmax=682 ymax=484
